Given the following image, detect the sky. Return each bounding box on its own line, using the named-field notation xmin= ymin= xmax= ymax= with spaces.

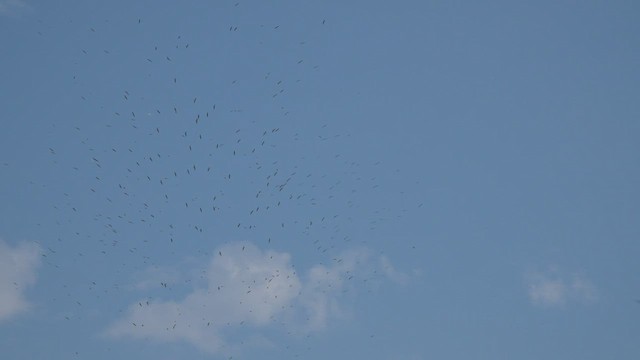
xmin=1 ymin=0 xmax=639 ymax=359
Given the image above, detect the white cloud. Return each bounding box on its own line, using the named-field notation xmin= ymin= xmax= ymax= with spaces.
xmin=379 ymin=255 xmax=409 ymax=285
xmin=570 ymin=276 xmax=598 ymax=302
xmin=0 ymin=239 xmax=41 ymax=322
xmin=526 ymin=268 xmax=597 ymax=307
xmin=297 ymin=247 xmax=372 ymax=331
xmin=528 ymin=276 xmax=566 ymax=306
xmin=129 ymin=262 xmax=187 ymax=291
xmin=0 ymin=0 xmax=28 ymax=15
xmin=106 ymin=243 xmax=402 ymax=354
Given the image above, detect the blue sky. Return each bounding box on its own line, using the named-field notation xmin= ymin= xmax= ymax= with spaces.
xmin=1 ymin=0 xmax=639 ymax=359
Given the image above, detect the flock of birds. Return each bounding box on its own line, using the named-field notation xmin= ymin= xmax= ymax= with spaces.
xmin=26 ymin=9 xmax=421 ymax=358
xmin=9 ymin=5 xmax=637 ymax=360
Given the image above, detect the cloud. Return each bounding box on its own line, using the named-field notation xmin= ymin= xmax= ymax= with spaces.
xmin=0 ymin=0 xmax=28 ymax=15
xmin=106 ymin=243 xmax=402 ymax=354
xmin=297 ymin=247 xmax=372 ymax=331
xmin=129 ymin=262 xmax=187 ymax=291
xmin=0 ymin=239 xmax=41 ymax=322
xmin=526 ymin=268 xmax=597 ymax=307
xmin=379 ymin=255 xmax=409 ymax=285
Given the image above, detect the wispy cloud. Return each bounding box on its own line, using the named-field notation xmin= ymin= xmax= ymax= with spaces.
xmin=0 ymin=239 xmax=41 ymax=322
xmin=526 ymin=268 xmax=597 ymax=307
xmin=298 ymin=247 xmax=373 ymax=331
xmin=129 ymin=262 xmax=188 ymax=291
xmin=106 ymin=243 xmax=403 ymax=354
xmin=0 ymin=0 xmax=28 ymax=16
xmin=379 ymin=255 xmax=409 ymax=285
